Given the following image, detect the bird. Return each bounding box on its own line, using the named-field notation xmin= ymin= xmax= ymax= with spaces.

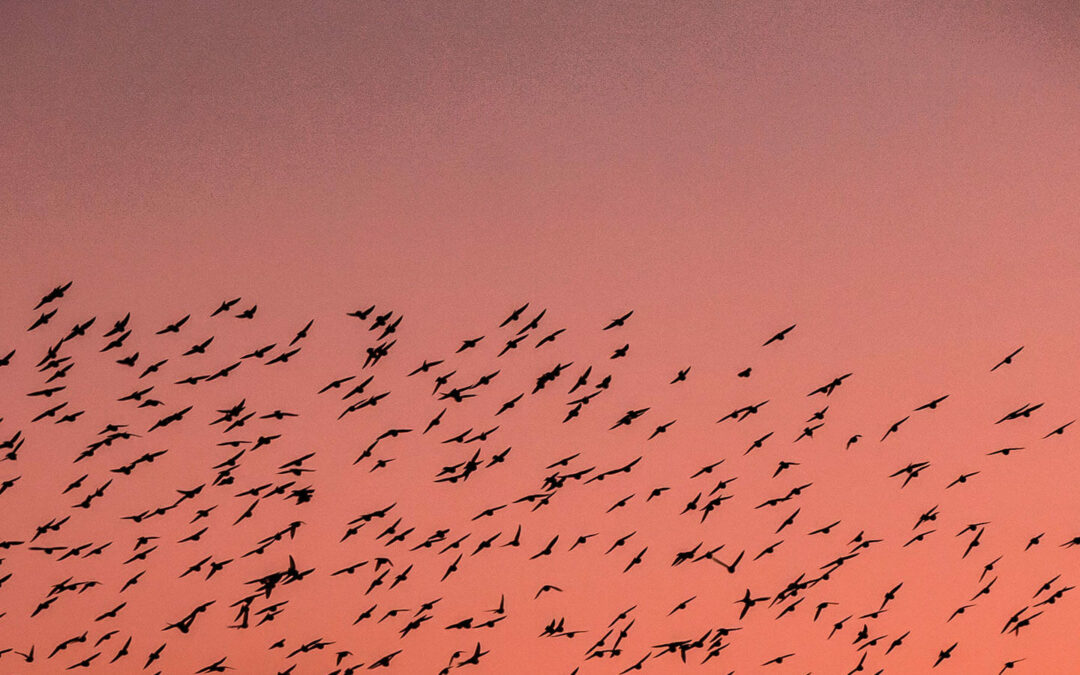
xmin=991 ymin=346 xmax=1023 ymax=371
xmin=880 ymin=416 xmax=909 ymax=441
xmin=603 ymin=311 xmax=634 ymax=329
xmin=915 ymin=394 xmax=949 ymax=411
xmin=499 ymin=302 xmax=529 ymax=327
xmin=156 ymin=314 xmax=191 ymax=334
xmin=763 ymin=324 xmax=796 ymax=345
xmin=211 ymin=297 xmax=241 ymax=316
xmin=933 ymin=642 xmax=958 ymax=667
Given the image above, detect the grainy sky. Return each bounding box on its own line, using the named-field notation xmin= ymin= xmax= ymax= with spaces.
xmin=2 ymin=2 xmax=1079 ymax=673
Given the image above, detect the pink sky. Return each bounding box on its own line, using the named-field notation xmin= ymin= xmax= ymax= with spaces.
xmin=2 ymin=2 xmax=1080 ymax=673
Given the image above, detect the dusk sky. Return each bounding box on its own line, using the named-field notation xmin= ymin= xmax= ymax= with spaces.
xmin=2 ymin=2 xmax=1080 ymax=673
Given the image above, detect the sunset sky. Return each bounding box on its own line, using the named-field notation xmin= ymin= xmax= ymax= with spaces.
xmin=2 ymin=2 xmax=1080 ymax=673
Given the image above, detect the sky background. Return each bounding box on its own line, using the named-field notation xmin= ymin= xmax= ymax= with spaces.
xmin=1 ymin=1 xmax=1079 ymax=673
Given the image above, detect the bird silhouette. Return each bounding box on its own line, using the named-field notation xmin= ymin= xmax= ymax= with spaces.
xmin=0 ymin=283 xmax=1076 ymax=675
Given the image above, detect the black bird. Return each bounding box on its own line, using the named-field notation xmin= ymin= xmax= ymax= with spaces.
xmin=991 ymin=346 xmax=1023 ymax=371
xmin=763 ymin=324 xmax=796 ymax=346
xmin=211 ymin=297 xmax=241 ymax=316
xmin=156 ymin=314 xmax=190 ymax=334
xmin=881 ymin=416 xmax=909 ymax=441
xmin=915 ymin=394 xmax=949 ymax=411
xmin=500 ymin=302 xmax=529 ymax=327
xmin=34 ymin=281 xmax=72 ymax=309
xmin=735 ymin=588 xmax=770 ymax=619
xmin=933 ymin=642 xmax=958 ymax=667
xmin=603 ymin=311 xmax=634 ymax=330
xmin=28 ymin=309 xmax=57 ymax=331
xmin=347 ymin=305 xmax=375 ymax=320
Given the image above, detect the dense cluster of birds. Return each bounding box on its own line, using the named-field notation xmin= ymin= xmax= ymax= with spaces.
xmin=0 ymin=281 xmax=1075 ymax=673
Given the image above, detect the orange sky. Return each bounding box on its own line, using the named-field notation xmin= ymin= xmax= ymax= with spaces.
xmin=2 ymin=2 xmax=1080 ymax=673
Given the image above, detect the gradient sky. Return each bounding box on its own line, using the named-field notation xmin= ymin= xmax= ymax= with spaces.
xmin=2 ymin=1 xmax=1080 ymax=673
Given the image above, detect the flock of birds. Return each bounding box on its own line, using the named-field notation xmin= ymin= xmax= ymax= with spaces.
xmin=0 ymin=281 xmax=1076 ymax=673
